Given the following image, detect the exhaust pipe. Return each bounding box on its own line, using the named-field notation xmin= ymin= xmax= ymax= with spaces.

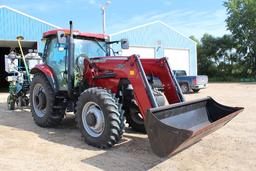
xmin=67 ymin=21 xmax=75 ymax=98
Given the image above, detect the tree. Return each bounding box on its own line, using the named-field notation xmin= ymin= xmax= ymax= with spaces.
xmin=191 ymin=34 xmax=244 ymax=79
xmin=224 ymin=0 xmax=256 ymax=76
xmin=190 ymin=35 xmax=217 ymax=76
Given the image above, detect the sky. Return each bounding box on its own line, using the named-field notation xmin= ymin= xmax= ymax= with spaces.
xmin=0 ymin=0 xmax=229 ymax=39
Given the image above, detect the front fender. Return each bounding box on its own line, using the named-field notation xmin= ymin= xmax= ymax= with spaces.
xmin=30 ymin=64 xmax=59 ymax=92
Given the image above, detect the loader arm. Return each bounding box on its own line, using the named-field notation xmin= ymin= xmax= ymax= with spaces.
xmin=141 ymin=58 xmax=184 ymax=104
xmin=89 ymin=55 xmax=181 ymax=118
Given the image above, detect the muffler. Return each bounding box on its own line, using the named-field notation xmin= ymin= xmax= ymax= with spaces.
xmin=145 ymin=97 xmax=243 ymax=157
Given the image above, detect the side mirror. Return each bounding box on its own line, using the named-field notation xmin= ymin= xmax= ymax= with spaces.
xmin=121 ymin=39 xmax=129 ymax=49
xmin=57 ymin=31 xmax=66 ymax=44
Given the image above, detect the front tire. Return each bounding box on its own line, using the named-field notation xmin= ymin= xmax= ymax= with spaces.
xmin=30 ymin=73 xmax=64 ymax=127
xmin=75 ymin=88 xmax=124 ymax=148
xmin=124 ymin=90 xmax=166 ymax=133
xmin=125 ymin=102 xmax=146 ymax=133
xmin=192 ymin=89 xmax=200 ymax=93
xmin=7 ymin=95 xmax=15 ymax=110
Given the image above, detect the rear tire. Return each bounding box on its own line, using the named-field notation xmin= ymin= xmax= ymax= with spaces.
xmin=30 ymin=73 xmax=64 ymax=127
xmin=75 ymin=88 xmax=124 ymax=148
xmin=180 ymin=83 xmax=189 ymax=94
xmin=192 ymin=89 xmax=200 ymax=93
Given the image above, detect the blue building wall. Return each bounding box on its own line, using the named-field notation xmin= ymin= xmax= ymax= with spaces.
xmin=110 ymin=21 xmax=197 ymax=75
xmin=0 ymin=6 xmax=58 ymax=52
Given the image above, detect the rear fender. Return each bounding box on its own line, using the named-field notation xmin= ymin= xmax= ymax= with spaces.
xmin=30 ymin=64 xmax=58 ymax=92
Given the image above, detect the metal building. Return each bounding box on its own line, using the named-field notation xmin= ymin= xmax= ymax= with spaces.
xmin=0 ymin=5 xmax=60 ymax=90
xmin=110 ymin=21 xmax=197 ymax=76
xmin=0 ymin=6 xmax=197 ymax=91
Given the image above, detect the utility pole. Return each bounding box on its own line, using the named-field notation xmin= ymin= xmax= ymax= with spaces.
xmin=101 ymin=0 xmax=111 ymax=34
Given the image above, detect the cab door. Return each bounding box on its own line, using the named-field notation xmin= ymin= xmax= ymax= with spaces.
xmin=43 ymin=37 xmax=68 ymax=91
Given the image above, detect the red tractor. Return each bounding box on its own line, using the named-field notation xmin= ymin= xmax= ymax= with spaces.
xmin=30 ymin=22 xmax=243 ymax=157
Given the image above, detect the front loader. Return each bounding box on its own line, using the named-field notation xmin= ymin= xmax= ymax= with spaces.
xmin=30 ymin=21 xmax=243 ymax=157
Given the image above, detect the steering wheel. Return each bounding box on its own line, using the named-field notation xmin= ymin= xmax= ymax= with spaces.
xmin=75 ymin=54 xmax=91 ymax=74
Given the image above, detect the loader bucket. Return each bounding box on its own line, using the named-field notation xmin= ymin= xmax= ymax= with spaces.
xmin=145 ymin=97 xmax=243 ymax=157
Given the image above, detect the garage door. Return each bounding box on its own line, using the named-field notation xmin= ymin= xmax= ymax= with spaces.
xmin=121 ymin=46 xmax=155 ymax=59
xmin=164 ymin=49 xmax=190 ymax=75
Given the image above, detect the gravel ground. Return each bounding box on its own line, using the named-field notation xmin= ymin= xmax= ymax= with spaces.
xmin=0 ymin=83 xmax=255 ymax=171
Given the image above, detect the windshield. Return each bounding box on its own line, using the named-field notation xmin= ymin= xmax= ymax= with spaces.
xmin=174 ymin=70 xmax=187 ymax=77
xmin=74 ymin=38 xmax=107 ymax=58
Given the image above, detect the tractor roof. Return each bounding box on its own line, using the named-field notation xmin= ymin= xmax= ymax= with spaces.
xmin=43 ymin=29 xmax=108 ymax=40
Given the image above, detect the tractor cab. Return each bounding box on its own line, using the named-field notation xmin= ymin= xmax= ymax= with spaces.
xmin=41 ymin=30 xmax=108 ymax=91
xmin=41 ymin=29 xmax=129 ymax=91
xmin=43 ymin=29 xmax=110 ymax=57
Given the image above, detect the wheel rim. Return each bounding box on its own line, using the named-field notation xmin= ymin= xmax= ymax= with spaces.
xmin=82 ymin=102 xmax=105 ymax=137
xmin=32 ymin=83 xmax=46 ymax=117
xmin=181 ymin=84 xmax=188 ymax=93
